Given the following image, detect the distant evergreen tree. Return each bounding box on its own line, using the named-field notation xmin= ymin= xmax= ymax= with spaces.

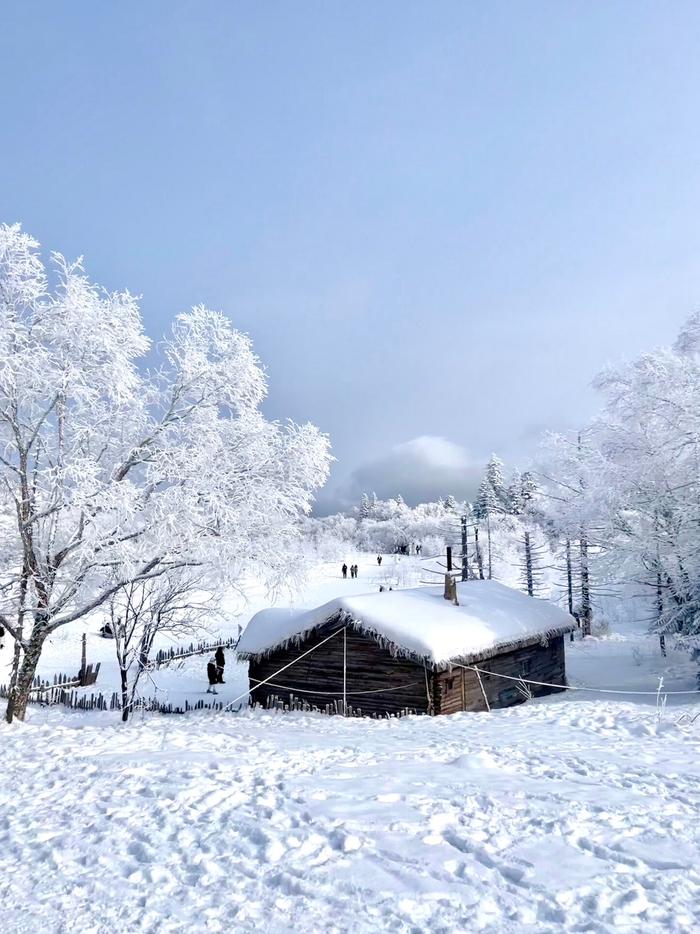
xmin=474 ymin=477 xmax=496 ymax=521
xmin=507 ymin=470 xmax=523 ymax=515
xmin=359 ymin=492 xmax=371 ymax=519
xmin=521 ymin=471 xmax=538 ymax=509
xmin=445 ymin=494 xmax=458 ymax=512
xmin=485 ymin=454 xmax=508 ymax=509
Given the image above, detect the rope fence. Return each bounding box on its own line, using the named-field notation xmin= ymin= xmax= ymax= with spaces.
xmin=223 ymin=626 xmax=346 ymax=712
xmin=456 ymin=664 xmax=700 ymax=697
xmin=248 ymin=676 xmax=423 ymax=697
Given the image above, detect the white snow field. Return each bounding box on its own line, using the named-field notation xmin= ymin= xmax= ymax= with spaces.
xmin=1 ymin=698 xmax=699 ymax=933
xmin=1 ymin=557 xmax=699 ymax=933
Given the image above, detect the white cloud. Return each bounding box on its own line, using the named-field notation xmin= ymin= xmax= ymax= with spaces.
xmin=316 ymin=436 xmax=483 ymax=514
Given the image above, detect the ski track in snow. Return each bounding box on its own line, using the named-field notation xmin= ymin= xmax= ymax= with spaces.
xmin=0 ymin=700 xmax=699 ymax=933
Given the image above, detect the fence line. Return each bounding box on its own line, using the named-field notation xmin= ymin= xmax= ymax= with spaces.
xmin=150 ymin=635 xmax=240 ymax=669
xmin=0 ymin=681 xmax=228 ymax=715
xmin=0 ymin=680 xmax=417 ymax=719
xmin=254 ymin=692 xmax=419 ymax=718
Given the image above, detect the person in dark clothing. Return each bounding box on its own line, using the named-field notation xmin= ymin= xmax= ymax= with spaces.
xmin=353 ymin=564 xmax=359 ymax=578
xmin=206 ymin=656 xmax=219 ymax=693
xmin=215 ymin=646 xmax=226 ymax=683
xmin=377 ymin=555 xmax=382 ymax=566
xmin=342 ymin=563 xmax=348 ymax=579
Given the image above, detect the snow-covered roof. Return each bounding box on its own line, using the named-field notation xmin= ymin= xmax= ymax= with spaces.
xmin=237 ymin=580 xmax=576 ymax=666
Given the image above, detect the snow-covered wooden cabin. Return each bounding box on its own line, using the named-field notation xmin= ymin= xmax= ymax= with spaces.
xmin=237 ymin=581 xmax=576 ymax=716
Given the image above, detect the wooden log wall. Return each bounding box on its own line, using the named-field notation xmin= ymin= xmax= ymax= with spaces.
xmin=248 ymin=621 xmax=433 ymax=717
xmin=437 ymin=636 xmax=567 ymax=713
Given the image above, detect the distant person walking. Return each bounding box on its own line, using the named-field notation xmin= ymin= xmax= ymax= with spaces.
xmin=377 ymin=555 xmax=382 ymax=566
xmin=215 ymin=645 xmax=226 ymax=683
xmin=206 ymin=656 xmax=219 ymax=694
xmin=342 ymin=563 xmax=348 ymax=579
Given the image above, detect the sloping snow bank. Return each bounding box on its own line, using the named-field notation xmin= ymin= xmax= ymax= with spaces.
xmin=238 ymin=580 xmax=575 ymax=663
xmin=0 ymin=699 xmax=698 ymax=933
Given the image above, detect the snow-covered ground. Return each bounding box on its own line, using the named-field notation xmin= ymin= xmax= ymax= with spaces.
xmin=1 ymin=557 xmax=699 ymax=932
xmin=1 ymin=698 xmax=698 ymax=933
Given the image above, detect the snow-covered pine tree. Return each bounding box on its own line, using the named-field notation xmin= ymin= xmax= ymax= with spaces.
xmin=359 ymin=493 xmax=371 ymax=519
xmin=507 ymin=470 xmax=523 ymax=516
xmin=474 ymin=477 xmax=496 ymax=521
xmin=485 ymin=454 xmax=508 ymax=509
xmin=521 ymin=471 xmax=538 ymax=508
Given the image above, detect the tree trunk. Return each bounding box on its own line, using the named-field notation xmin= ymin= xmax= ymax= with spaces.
xmin=6 ymin=627 xmax=48 ymax=722
xmin=524 ymin=531 xmax=534 ymax=596
xmin=5 ymin=634 xmax=24 ymax=724
xmin=565 ymin=538 xmax=575 ymax=642
xmin=6 ymin=569 xmax=29 ymax=724
xmin=120 ymin=664 xmax=131 ymax=722
xmin=461 ymin=517 xmax=469 ymax=582
xmin=579 ymin=534 xmax=592 ymax=637
xmin=474 ymin=527 xmax=485 ymax=580
xmin=486 ymin=515 xmax=492 ymax=579
xmin=656 ymin=569 xmax=666 ymax=656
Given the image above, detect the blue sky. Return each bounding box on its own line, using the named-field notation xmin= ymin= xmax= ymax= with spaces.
xmin=2 ymin=2 xmax=699 ymax=510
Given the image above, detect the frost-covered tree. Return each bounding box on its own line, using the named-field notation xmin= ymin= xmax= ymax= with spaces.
xmin=538 ymin=431 xmax=599 ymax=635
xmin=586 ymin=321 xmax=700 ymax=638
xmin=359 ymin=492 xmax=371 ymax=519
xmin=0 ymin=224 xmax=332 ymax=721
xmin=474 ymin=478 xmax=495 ymax=522
xmin=521 ymin=471 xmax=538 ymax=509
xmin=507 ymin=470 xmax=524 ymax=516
xmin=108 ymin=568 xmax=212 ymax=722
xmin=485 ymin=454 xmax=508 ymax=510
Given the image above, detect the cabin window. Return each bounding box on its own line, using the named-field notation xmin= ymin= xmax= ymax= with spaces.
xmin=447 ymin=677 xmax=455 ymax=690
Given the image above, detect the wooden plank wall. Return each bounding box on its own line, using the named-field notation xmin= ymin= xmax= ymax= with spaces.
xmin=248 ymin=623 xmax=432 ymax=717
xmin=437 ymin=636 xmax=567 ymax=713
